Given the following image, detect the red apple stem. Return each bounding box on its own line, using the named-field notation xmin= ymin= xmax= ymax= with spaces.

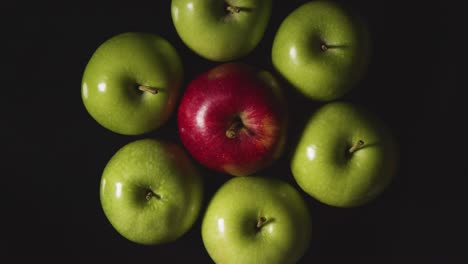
xmin=256 ymin=217 xmax=267 ymax=229
xmin=226 ymin=5 xmax=241 ymax=14
xmin=349 ymin=140 xmax=365 ymax=153
xmin=225 ymin=121 xmax=243 ymax=139
xmin=138 ymin=85 xmax=158 ymax=94
xmin=145 ymin=190 xmax=161 ymax=201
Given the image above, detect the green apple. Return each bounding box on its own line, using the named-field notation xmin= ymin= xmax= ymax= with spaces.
xmin=272 ymin=0 xmax=371 ymax=101
xmin=291 ymin=102 xmax=398 ymax=208
xmin=171 ymin=0 xmax=272 ymax=61
xmin=201 ymin=176 xmax=311 ymax=264
xmin=100 ymin=139 xmax=203 ymax=245
xmin=82 ymin=32 xmax=183 ymax=135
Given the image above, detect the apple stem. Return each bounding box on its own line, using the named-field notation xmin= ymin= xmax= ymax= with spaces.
xmin=145 ymin=190 xmax=161 ymax=201
xmin=138 ymin=85 xmax=158 ymax=94
xmin=349 ymin=140 xmax=365 ymax=153
xmin=320 ymin=43 xmax=341 ymax=52
xmin=225 ymin=121 xmax=243 ymax=139
xmin=256 ymin=217 xmax=267 ymax=230
xmin=226 ymin=5 xmax=241 ymax=14
xmin=320 ymin=44 xmax=329 ymax=52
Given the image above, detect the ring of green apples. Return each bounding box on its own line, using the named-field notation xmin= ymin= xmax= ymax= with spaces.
xmin=82 ymin=1 xmax=398 ymax=263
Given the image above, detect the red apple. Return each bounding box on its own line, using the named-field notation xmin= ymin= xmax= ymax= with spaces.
xmin=177 ymin=63 xmax=287 ymax=176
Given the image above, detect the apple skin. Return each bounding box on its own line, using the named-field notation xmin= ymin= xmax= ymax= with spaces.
xmin=99 ymin=139 xmax=203 ymax=245
xmin=202 ymin=176 xmax=311 ymax=264
xmin=171 ymin=0 xmax=272 ymax=61
xmin=177 ymin=63 xmax=287 ymax=176
xmin=291 ymin=102 xmax=398 ymax=207
xmin=82 ymin=32 xmax=183 ymax=135
xmin=272 ymin=0 xmax=371 ymax=101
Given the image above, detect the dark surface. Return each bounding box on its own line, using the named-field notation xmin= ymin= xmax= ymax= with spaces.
xmin=4 ymin=1 xmax=464 ymax=263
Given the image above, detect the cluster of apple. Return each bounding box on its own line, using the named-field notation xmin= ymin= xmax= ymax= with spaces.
xmin=81 ymin=1 xmax=398 ymax=263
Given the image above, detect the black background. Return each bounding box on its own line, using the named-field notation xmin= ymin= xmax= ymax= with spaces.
xmin=4 ymin=0 xmax=464 ymax=263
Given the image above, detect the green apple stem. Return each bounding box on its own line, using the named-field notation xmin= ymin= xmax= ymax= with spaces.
xmin=226 ymin=5 xmax=241 ymax=14
xmin=145 ymin=189 xmax=161 ymax=201
xmin=138 ymin=85 xmax=158 ymax=94
xmin=256 ymin=217 xmax=268 ymax=230
xmin=349 ymin=140 xmax=365 ymax=153
xmin=320 ymin=43 xmax=341 ymax=52
xmin=225 ymin=120 xmax=243 ymax=139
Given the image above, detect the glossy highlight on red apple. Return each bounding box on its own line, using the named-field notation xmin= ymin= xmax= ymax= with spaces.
xmin=177 ymin=63 xmax=287 ymax=176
